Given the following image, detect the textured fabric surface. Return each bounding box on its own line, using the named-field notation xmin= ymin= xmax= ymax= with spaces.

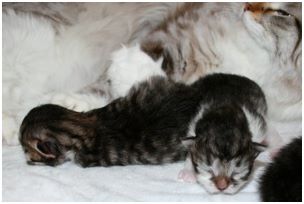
xmin=2 ymin=144 xmax=272 ymax=202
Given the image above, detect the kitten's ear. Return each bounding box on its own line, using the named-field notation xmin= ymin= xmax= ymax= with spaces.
xmin=34 ymin=139 xmax=61 ymax=159
xmin=252 ymin=142 xmax=267 ymax=158
xmin=182 ymin=136 xmax=196 ymax=149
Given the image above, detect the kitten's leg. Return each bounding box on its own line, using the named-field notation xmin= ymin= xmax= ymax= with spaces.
xmin=75 ymin=150 xmax=107 ymax=167
xmin=177 ymin=155 xmax=197 ymax=183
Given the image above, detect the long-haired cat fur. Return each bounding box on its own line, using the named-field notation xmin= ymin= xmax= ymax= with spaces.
xmin=4 ymin=3 xmax=301 ymax=147
xmin=20 ymin=73 xmax=267 ymax=194
xmin=138 ymin=2 xmax=301 ymax=146
xmin=259 ymin=137 xmax=302 ymax=202
xmin=2 ymin=2 xmax=179 ymax=145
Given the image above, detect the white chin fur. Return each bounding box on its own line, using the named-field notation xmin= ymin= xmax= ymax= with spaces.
xmin=222 ymin=181 xmax=247 ymax=194
xmin=197 ymin=174 xmax=247 ymax=194
xmin=197 ymin=175 xmax=220 ymax=194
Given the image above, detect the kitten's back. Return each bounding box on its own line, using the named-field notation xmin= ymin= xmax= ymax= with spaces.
xmin=193 ymin=73 xmax=267 ymax=115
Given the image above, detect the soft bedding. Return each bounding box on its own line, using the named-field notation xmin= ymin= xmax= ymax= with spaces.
xmin=3 ymin=143 xmax=271 ymax=202
xmin=3 ymin=119 xmax=301 ymax=201
xmin=2 ymin=2 xmax=301 ymax=201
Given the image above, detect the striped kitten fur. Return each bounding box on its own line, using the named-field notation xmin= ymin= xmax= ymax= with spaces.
xmin=20 ymin=73 xmax=267 ymax=194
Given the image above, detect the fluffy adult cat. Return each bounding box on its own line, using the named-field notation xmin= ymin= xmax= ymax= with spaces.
xmin=3 ymin=3 xmax=301 ymax=147
xmin=2 ymin=2 xmax=178 ymax=145
xmin=113 ymin=2 xmax=301 ymax=147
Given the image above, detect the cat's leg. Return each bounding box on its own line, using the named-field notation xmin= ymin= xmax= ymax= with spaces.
xmin=50 ymin=91 xmax=110 ymax=112
xmin=177 ymin=155 xmax=197 ymax=183
xmin=51 ymin=44 xmax=167 ymax=112
xmin=50 ymin=74 xmax=112 ymax=112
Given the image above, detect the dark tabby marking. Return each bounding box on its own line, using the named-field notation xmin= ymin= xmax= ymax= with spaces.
xmin=259 ymin=137 xmax=302 ymax=202
xmin=181 ymin=74 xmax=267 ymax=194
xmin=20 ymin=73 xmax=267 ymax=172
xmin=20 ymin=76 xmax=198 ymax=167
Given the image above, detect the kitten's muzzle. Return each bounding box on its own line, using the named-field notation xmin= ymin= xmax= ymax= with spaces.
xmin=213 ymin=176 xmax=230 ymax=191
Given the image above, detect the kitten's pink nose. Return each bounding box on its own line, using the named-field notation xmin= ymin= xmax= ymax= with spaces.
xmin=214 ymin=176 xmax=230 ymax=191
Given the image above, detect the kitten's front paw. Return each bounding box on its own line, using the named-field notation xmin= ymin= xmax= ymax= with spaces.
xmin=51 ymin=93 xmax=90 ymax=112
xmin=177 ymin=169 xmax=197 ymax=183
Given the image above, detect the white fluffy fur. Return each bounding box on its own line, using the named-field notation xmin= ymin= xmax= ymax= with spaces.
xmin=3 ymin=3 xmax=175 ymax=145
xmin=3 ymin=9 xmax=108 ymax=144
xmin=108 ymin=44 xmax=166 ymax=99
xmin=142 ymin=2 xmax=301 ymax=147
xmin=242 ymin=107 xmax=267 ymax=144
xmin=3 ymin=3 xmax=301 ymax=149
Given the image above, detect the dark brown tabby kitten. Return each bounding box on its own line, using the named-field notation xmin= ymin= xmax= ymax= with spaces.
xmin=20 ymin=73 xmax=267 ymax=194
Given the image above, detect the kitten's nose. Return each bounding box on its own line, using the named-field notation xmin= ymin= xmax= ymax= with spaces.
xmin=214 ymin=176 xmax=230 ymax=191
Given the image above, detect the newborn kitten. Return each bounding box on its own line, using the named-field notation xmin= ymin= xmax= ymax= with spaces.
xmin=259 ymin=137 xmax=302 ymax=202
xmin=20 ymin=76 xmax=198 ymax=167
xmin=179 ymin=73 xmax=267 ymax=194
xmin=20 ymin=73 xmax=267 ymax=194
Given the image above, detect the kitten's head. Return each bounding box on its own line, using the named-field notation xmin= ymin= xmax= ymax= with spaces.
xmin=242 ymin=2 xmax=301 ymax=67
xmin=19 ymin=104 xmax=87 ymax=166
xmin=184 ymin=105 xmax=266 ymax=194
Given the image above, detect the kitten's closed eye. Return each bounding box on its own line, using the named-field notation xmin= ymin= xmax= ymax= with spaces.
xmin=231 ymin=170 xmax=248 ymax=180
xmin=195 ymin=161 xmax=214 ymax=176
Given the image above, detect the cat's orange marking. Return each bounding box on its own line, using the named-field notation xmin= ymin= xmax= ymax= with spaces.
xmin=245 ymin=3 xmax=272 ymax=21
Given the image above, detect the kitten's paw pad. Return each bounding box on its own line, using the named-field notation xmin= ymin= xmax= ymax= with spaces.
xmin=177 ymin=169 xmax=197 ymax=183
xmin=51 ymin=93 xmax=90 ymax=112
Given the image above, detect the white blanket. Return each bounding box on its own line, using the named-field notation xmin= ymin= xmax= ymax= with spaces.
xmin=3 ymin=144 xmax=272 ymax=202
xmin=2 ymin=80 xmax=299 ymax=202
